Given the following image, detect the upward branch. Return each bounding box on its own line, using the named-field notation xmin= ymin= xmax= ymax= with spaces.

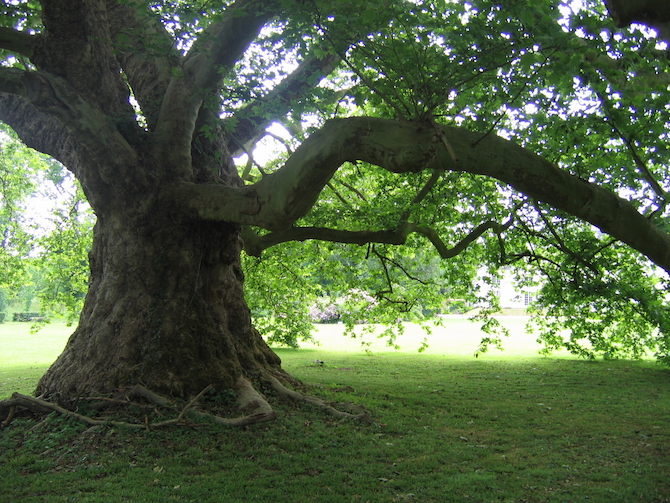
xmin=226 ymin=51 xmax=342 ymax=155
xmin=105 ymin=0 xmax=181 ymax=131
xmin=151 ymin=0 xmax=279 ymax=178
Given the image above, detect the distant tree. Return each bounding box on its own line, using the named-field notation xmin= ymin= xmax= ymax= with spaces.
xmin=33 ymin=184 xmax=93 ymax=324
xmin=1 ymin=0 xmax=670 ymax=419
xmin=0 ymin=126 xmax=42 ymax=291
xmin=0 ymin=127 xmax=92 ymax=323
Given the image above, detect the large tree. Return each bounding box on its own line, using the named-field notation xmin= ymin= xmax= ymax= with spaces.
xmin=1 ymin=0 xmax=669 ymax=417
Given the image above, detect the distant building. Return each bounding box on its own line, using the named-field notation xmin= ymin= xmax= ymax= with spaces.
xmin=478 ymin=269 xmax=539 ymax=309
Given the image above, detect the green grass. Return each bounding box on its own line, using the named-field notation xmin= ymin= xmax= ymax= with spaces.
xmin=1 ymin=319 xmax=670 ymax=502
xmin=0 ymin=321 xmax=71 ymax=398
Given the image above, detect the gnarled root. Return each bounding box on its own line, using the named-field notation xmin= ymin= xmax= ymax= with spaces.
xmin=0 ymin=377 xmax=277 ymax=430
xmin=264 ymin=373 xmax=371 ymax=421
xmin=0 ymin=373 xmax=370 ymax=429
xmin=183 ymin=378 xmax=277 ymax=427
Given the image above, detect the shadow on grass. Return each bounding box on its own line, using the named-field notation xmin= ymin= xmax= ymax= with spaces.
xmin=2 ymin=323 xmax=670 ymax=502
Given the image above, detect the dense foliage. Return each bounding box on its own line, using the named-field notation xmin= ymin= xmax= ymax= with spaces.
xmin=1 ymin=0 xmax=669 ymax=362
xmin=0 ymin=126 xmax=93 ymax=324
xmin=237 ymin=0 xmax=670 ymax=360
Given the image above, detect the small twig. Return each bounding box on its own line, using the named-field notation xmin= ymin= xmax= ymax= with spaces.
xmin=338 ymin=179 xmax=368 ymax=202
xmin=263 ymin=131 xmax=294 ymax=155
xmin=399 ymin=169 xmax=442 ymax=222
xmin=430 ymin=117 xmax=459 ymax=162
xmin=177 ymin=384 xmax=213 ymax=422
xmin=326 ymin=181 xmax=351 ymax=206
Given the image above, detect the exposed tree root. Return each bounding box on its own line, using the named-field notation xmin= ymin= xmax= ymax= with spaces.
xmin=185 ymin=378 xmax=277 ymax=427
xmin=264 ymin=373 xmax=371 ymax=421
xmin=0 ymin=377 xmax=276 ymax=430
xmin=0 ymin=374 xmax=369 ymax=429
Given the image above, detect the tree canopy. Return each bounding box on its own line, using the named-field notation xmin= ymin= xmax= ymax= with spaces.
xmin=1 ymin=0 xmax=670 ymax=394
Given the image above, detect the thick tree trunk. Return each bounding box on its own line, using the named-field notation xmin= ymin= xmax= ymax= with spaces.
xmin=37 ymin=208 xmax=284 ymax=400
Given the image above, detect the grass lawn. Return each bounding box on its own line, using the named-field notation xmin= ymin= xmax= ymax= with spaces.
xmin=0 ymin=322 xmax=71 ymax=398
xmin=1 ymin=319 xmax=669 ymax=502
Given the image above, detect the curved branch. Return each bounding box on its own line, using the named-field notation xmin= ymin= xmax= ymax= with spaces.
xmin=0 ymin=27 xmax=37 ymax=59
xmin=0 ymin=93 xmax=80 ymax=170
xmin=183 ymin=0 xmax=278 ymax=90
xmin=170 ymin=116 xmax=670 ymax=274
xmin=0 ymin=68 xmax=136 ymax=180
xmin=241 ymin=218 xmax=512 ymax=258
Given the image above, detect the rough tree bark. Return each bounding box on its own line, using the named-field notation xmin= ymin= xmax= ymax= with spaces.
xmin=36 ymin=213 xmax=285 ymax=398
xmin=0 ymin=0 xmax=301 ymax=405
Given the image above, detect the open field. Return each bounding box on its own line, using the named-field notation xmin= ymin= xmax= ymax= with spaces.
xmin=1 ymin=319 xmax=669 ymax=502
xmin=304 ymin=315 xmax=570 ymax=357
xmin=0 ymin=322 xmax=72 ymax=398
xmin=0 ymin=316 xmax=558 ymax=398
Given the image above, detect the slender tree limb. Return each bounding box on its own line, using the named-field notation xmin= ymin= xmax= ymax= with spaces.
xmin=241 ymin=226 xmax=403 ymax=256
xmin=608 ymin=120 xmax=667 ymax=201
xmin=338 ymin=178 xmax=369 ymax=202
xmin=241 ymin=218 xmax=511 ymax=259
xmin=414 ymin=219 xmax=514 ymax=259
xmin=227 ymin=52 xmax=342 ymax=155
xmin=372 ymin=248 xmax=433 ymax=286
xmin=0 ymin=27 xmax=37 ymax=59
xmin=534 ymin=202 xmax=600 ymax=274
xmin=400 ymin=169 xmax=442 ymax=222
xmin=326 ymin=182 xmax=351 ymax=206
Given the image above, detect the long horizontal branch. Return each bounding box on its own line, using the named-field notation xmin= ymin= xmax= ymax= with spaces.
xmin=241 ymin=218 xmax=512 ymax=258
xmin=170 ymin=116 xmax=670 ymax=274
